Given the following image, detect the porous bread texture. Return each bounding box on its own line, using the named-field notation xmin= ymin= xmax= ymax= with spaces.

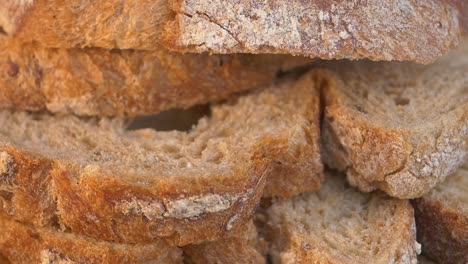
xmin=0 ymin=215 xmax=183 ymax=264
xmin=0 ymin=38 xmax=310 ymax=117
xmin=0 ymin=0 xmax=169 ymax=49
xmin=165 ymin=0 xmax=464 ymax=64
xmin=183 ymin=220 xmax=265 ymax=264
xmin=266 ymin=171 xmax=420 ymax=264
xmin=412 ymin=164 xmax=467 ymax=264
xmin=0 ymin=72 xmax=323 ymax=246
xmin=321 ymin=43 xmax=468 ymax=199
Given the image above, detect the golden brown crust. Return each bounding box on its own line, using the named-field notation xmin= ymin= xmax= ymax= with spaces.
xmin=165 ymin=0 xmax=464 ymax=64
xmin=1 ymin=0 xmax=170 ymax=49
xmin=412 ymin=198 xmax=468 ymax=264
xmin=0 ymin=72 xmax=323 ymax=246
xmin=320 ymin=46 xmax=468 ymax=199
xmin=0 ymin=39 xmax=310 ymax=116
xmin=0 ymin=145 xmax=267 ymax=246
xmin=0 ymin=215 xmax=183 ymax=264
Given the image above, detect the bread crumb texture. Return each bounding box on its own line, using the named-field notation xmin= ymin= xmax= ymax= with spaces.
xmin=267 ymin=171 xmax=420 ymax=264
xmin=0 ymin=72 xmax=322 ymax=245
xmin=322 ymin=43 xmax=468 ymax=198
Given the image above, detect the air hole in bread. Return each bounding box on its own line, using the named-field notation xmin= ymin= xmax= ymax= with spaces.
xmin=128 ymin=105 xmax=210 ymax=132
xmin=0 ymin=27 xmax=6 ymax=35
xmin=394 ymin=97 xmax=410 ymax=106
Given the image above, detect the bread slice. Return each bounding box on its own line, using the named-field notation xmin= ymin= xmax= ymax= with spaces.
xmin=321 ymin=42 xmax=468 ymax=199
xmin=0 ymin=215 xmax=183 ymax=264
xmin=183 ymin=220 xmax=265 ymax=264
xmin=412 ymin=164 xmax=467 ymax=264
xmin=165 ymin=0 xmax=465 ymax=64
xmin=2 ymin=1 xmax=464 ymax=64
xmin=0 ymin=38 xmax=309 ymax=116
xmin=266 ymin=170 xmax=420 ymax=264
xmin=0 ymin=72 xmax=323 ymax=246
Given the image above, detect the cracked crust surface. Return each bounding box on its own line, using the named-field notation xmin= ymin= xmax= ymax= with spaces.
xmin=266 ymin=171 xmax=420 ymax=264
xmin=165 ymin=0 xmax=464 ymax=64
xmin=0 ymin=72 xmax=322 ymax=246
xmin=412 ymin=164 xmax=467 ymax=264
xmin=321 ymin=43 xmax=468 ymax=199
xmin=0 ymin=215 xmax=183 ymax=264
xmin=0 ymin=38 xmax=310 ymax=116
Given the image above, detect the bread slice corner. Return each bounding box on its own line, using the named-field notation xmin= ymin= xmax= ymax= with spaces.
xmin=266 ymin=171 xmax=420 ymax=264
xmin=0 ymin=71 xmax=322 ymax=246
xmin=321 ymin=43 xmax=468 ymax=199
xmin=412 ymin=164 xmax=468 ymax=264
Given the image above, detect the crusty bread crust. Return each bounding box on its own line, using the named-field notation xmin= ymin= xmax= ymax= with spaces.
xmin=0 ymin=39 xmax=310 ymax=116
xmin=1 ymin=0 xmax=464 ymax=64
xmin=0 ymin=73 xmax=323 ymax=246
xmin=321 ymin=44 xmax=468 ymax=199
xmin=0 ymin=215 xmax=183 ymax=264
xmin=0 ymin=0 xmax=170 ymax=49
xmin=0 ymin=145 xmax=269 ymax=246
xmin=165 ymin=0 xmax=464 ymax=64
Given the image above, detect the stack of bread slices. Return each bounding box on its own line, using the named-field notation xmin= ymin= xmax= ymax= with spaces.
xmin=0 ymin=1 xmax=466 ymax=264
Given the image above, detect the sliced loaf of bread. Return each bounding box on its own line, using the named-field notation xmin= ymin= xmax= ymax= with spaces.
xmin=321 ymin=42 xmax=468 ymax=198
xmin=412 ymin=164 xmax=467 ymax=264
xmin=0 ymin=39 xmax=309 ymax=116
xmin=0 ymin=72 xmax=322 ymax=246
xmin=265 ymin=171 xmax=420 ymax=264
xmin=0 ymin=215 xmax=183 ymax=264
xmin=165 ymin=0 xmax=465 ymax=64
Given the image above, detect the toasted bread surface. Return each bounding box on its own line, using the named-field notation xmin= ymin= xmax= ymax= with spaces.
xmin=0 ymin=72 xmax=322 ymax=246
xmin=0 ymin=215 xmax=183 ymax=264
xmin=0 ymin=38 xmax=310 ymax=116
xmin=321 ymin=43 xmax=468 ymax=198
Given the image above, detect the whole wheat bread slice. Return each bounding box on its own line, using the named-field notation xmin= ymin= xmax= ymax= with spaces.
xmin=0 ymin=38 xmax=309 ymax=116
xmin=0 ymin=72 xmax=322 ymax=246
xmin=412 ymin=164 xmax=467 ymax=264
xmin=266 ymin=170 xmax=420 ymax=264
xmin=1 ymin=1 xmax=465 ymax=64
xmin=165 ymin=0 xmax=466 ymax=64
xmin=0 ymin=215 xmax=183 ymax=264
xmin=321 ymin=42 xmax=468 ymax=199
